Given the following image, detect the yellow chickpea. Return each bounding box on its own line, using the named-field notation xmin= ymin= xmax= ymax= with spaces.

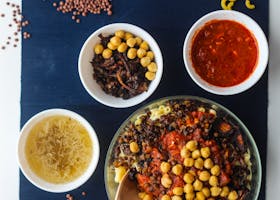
xmin=140 ymin=56 xmax=151 ymax=67
xmin=194 ymin=158 xmax=204 ymax=169
xmin=183 ymin=173 xmax=195 ymax=184
xmin=184 ymin=183 xmax=193 ymax=194
xmin=138 ymin=192 xmax=146 ymax=199
xmin=200 ymin=147 xmax=211 ymax=158
xmin=102 ymin=48 xmax=112 ymax=59
xmin=125 ymin=32 xmax=133 ymax=40
xmin=161 ymin=195 xmax=171 ymax=200
xmin=220 ymin=186 xmax=229 ymax=197
xmin=186 ymin=140 xmax=197 ymax=151
xmin=210 ymin=186 xmax=222 ymax=197
xmin=129 ymin=141 xmax=139 ymax=153
xmin=110 ymin=36 xmax=121 ymax=46
xmin=185 ymin=192 xmax=195 ymax=200
xmin=196 ymin=191 xmax=205 ymax=200
xmin=192 ymin=149 xmax=201 ymax=159
xmin=193 ymin=179 xmax=203 ymax=191
xmin=140 ymin=41 xmax=149 ymax=50
xmin=126 ymin=37 xmax=136 ymax=47
xmin=201 ymin=187 xmax=210 ymax=197
xmin=107 ymin=42 xmax=117 ymax=50
xmin=199 ymin=171 xmax=210 ymax=182
xmin=209 ymin=109 xmax=217 ymax=116
xmin=184 ymin=158 xmax=194 ymax=167
xmin=228 ymin=191 xmax=238 ymax=200
xmin=143 ymin=194 xmax=153 ymax=200
xmin=197 ymin=107 xmax=205 ymax=112
xmin=94 ymin=44 xmax=104 ymax=54
xmin=117 ymin=42 xmax=128 ymax=53
xmin=147 ymin=62 xmax=158 ymax=73
xmin=173 ymin=187 xmax=184 ymax=196
xmin=146 ymin=51 xmax=154 ymax=60
xmin=161 ymin=174 xmax=172 ymax=188
xmin=211 ymin=165 xmax=220 ymax=176
xmin=160 ymin=162 xmax=171 ymax=173
xmin=137 ymin=48 xmax=147 ymax=58
xmin=135 ymin=36 xmax=142 ymax=46
xmin=172 ymin=164 xmax=183 ymax=175
xmin=145 ymin=71 xmax=156 ymax=81
xmin=115 ymin=30 xmax=125 ymax=38
xmin=127 ymin=48 xmax=137 ymax=59
xmin=204 ymin=158 xmax=214 ymax=169
xmin=171 ymin=196 xmax=182 ymax=200
xmin=209 ymin=176 xmax=218 ymax=187
xmin=180 ymin=146 xmax=191 ymax=159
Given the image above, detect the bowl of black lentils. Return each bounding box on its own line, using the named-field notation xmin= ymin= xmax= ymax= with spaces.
xmin=78 ymin=23 xmax=163 ymax=108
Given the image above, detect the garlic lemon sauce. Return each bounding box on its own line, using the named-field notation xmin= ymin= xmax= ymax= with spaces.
xmin=25 ymin=115 xmax=93 ymax=184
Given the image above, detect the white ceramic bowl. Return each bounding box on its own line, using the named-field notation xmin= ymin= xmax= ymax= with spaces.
xmin=183 ymin=10 xmax=269 ymax=95
xmin=78 ymin=23 xmax=163 ymax=108
xmin=17 ymin=109 xmax=100 ymax=193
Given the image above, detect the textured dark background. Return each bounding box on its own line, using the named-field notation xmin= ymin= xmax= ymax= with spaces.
xmin=21 ymin=0 xmax=268 ymax=199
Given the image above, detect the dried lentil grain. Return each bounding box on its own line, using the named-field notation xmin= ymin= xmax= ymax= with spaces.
xmin=51 ymin=0 xmax=113 ymax=23
xmin=1 ymin=2 xmax=31 ymax=51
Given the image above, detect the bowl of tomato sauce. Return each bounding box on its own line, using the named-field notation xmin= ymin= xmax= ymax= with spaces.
xmin=183 ymin=10 xmax=268 ymax=95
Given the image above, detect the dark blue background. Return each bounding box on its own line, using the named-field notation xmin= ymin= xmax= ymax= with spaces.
xmin=21 ymin=0 xmax=268 ymax=199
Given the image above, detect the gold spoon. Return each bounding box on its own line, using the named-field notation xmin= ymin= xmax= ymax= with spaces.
xmin=115 ymin=171 xmax=139 ymax=200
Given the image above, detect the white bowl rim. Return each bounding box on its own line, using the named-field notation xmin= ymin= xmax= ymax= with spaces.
xmin=17 ymin=109 xmax=100 ymax=193
xmin=78 ymin=23 xmax=163 ymax=108
xmin=183 ymin=10 xmax=269 ymax=95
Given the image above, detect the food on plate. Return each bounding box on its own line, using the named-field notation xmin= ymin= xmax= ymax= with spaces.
xmin=91 ymin=31 xmax=158 ymax=99
xmin=220 ymin=0 xmax=255 ymax=10
xmin=190 ymin=20 xmax=258 ymax=87
xmin=111 ymin=99 xmax=252 ymax=200
xmin=25 ymin=115 xmax=93 ymax=184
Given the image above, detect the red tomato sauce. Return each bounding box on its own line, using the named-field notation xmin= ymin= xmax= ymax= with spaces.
xmin=191 ymin=20 xmax=258 ymax=87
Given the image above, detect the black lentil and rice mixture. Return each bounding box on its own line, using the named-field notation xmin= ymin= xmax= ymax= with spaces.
xmin=112 ymin=99 xmax=252 ymax=200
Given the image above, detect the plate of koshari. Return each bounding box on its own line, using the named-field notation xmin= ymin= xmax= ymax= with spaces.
xmin=105 ymin=96 xmax=261 ymax=200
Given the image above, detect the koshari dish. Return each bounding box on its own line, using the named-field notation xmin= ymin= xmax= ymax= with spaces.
xmin=191 ymin=20 xmax=258 ymax=87
xmin=111 ymin=100 xmax=253 ymax=200
xmin=25 ymin=115 xmax=93 ymax=184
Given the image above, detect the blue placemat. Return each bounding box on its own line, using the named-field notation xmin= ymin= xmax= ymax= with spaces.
xmin=21 ymin=0 xmax=268 ymax=199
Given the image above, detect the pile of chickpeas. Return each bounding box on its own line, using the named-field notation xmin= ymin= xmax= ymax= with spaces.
xmin=93 ymin=30 xmax=157 ymax=81
xmin=139 ymin=140 xmax=239 ymax=200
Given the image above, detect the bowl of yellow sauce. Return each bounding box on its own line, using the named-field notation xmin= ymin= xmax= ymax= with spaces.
xmin=17 ymin=109 xmax=100 ymax=192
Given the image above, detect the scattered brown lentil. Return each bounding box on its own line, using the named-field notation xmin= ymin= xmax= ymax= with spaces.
xmin=65 ymin=193 xmax=74 ymax=200
xmin=51 ymin=0 xmax=113 ymax=23
xmin=1 ymin=2 xmax=31 ymax=51
xmin=82 ymin=191 xmax=86 ymax=196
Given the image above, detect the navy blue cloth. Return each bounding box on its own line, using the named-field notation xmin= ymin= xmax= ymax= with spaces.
xmin=21 ymin=0 xmax=268 ymax=199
